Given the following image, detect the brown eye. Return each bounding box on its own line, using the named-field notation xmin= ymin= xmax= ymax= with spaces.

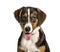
xmin=21 ymin=16 xmax=28 ymax=22
xmin=31 ymin=17 xmax=36 ymax=23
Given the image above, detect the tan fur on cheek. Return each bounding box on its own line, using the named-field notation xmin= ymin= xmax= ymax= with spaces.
xmin=32 ymin=19 xmax=38 ymax=30
xmin=20 ymin=23 xmax=25 ymax=29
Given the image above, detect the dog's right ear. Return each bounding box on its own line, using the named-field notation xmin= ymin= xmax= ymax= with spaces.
xmin=36 ymin=8 xmax=46 ymax=26
xmin=14 ymin=7 xmax=23 ymax=22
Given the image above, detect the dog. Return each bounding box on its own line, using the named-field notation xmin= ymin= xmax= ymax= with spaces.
xmin=14 ymin=7 xmax=50 ymax=52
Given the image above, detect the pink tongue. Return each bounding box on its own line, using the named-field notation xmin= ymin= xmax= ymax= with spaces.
xmin=24 ymin=34 xmax=31 ymax=40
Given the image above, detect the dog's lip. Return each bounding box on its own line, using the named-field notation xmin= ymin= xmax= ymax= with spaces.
xmin=25 ymin=33 xmax=31 ymax=34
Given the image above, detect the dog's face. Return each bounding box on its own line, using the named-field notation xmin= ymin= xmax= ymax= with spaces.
xmin=14 ymin=7 xmax=46 ymax=40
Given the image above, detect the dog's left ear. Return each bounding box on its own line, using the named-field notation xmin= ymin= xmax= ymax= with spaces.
xmin=37 ymin=8 xmax=46 ymax=26
xmin=14 ymin=7 xmax=24 ymax=23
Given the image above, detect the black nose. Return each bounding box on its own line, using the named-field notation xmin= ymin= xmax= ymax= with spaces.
xmin=25 ymin=26 xmax=30 ymax=32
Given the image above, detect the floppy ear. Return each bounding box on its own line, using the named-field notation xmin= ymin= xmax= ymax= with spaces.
xmin=14 ymin=7 xmax=23 ymax=22
xmin=37 ymin=8 xmax=46 ymax=26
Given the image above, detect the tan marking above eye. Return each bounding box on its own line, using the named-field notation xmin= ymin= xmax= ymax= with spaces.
xmin=23 ymin=13 xmax=28 ymax=17
xmin=31 ymin=13 xmax=34 ymax=17
xmin=22 ymin=13 xmax=36 ymax=18
xmin=31 ymin=13 xmax=36 ymax=18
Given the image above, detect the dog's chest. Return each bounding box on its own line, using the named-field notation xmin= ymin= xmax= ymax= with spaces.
xmin=20 ymin=31 xmax=40 ymax=52
xmin=21 ymin=38 xmax=33 ymax=49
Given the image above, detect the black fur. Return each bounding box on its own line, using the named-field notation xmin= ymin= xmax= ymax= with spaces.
xmin=18 ymin=32 xmax=23 ymax=46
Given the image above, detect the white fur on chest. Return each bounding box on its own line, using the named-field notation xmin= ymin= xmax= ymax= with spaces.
xmin=20 ymin=30 xmax=40 ymax=52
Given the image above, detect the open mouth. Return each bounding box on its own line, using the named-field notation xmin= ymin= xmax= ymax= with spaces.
xmin=24 ymin=33 xmax=32 ymax=40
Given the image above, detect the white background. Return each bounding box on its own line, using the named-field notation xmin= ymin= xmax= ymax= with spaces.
xmin=0 ymin=0 xmax=60 ymax=52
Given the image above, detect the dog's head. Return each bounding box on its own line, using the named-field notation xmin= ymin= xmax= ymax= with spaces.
xmin=14 ymin=7 xmax=46 ymax=40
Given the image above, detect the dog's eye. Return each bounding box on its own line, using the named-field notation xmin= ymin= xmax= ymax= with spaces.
xmin=31 ymin=17 xmax=36 ymax=23
xmin=21 ymin=16 xmax=28 ymax=22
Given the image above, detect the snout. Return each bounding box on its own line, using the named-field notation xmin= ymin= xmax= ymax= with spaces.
xmin=24 ymin=25 xmax=32 ymax=40
xmin=24 ymin=23 xmax=32 ymax=33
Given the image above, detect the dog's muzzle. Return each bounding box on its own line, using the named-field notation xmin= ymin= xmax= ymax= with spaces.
xmin=24 ymin=23 xmax=32 ymax=40
xmin=24 ymin=22 xmax=32 ymax=33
